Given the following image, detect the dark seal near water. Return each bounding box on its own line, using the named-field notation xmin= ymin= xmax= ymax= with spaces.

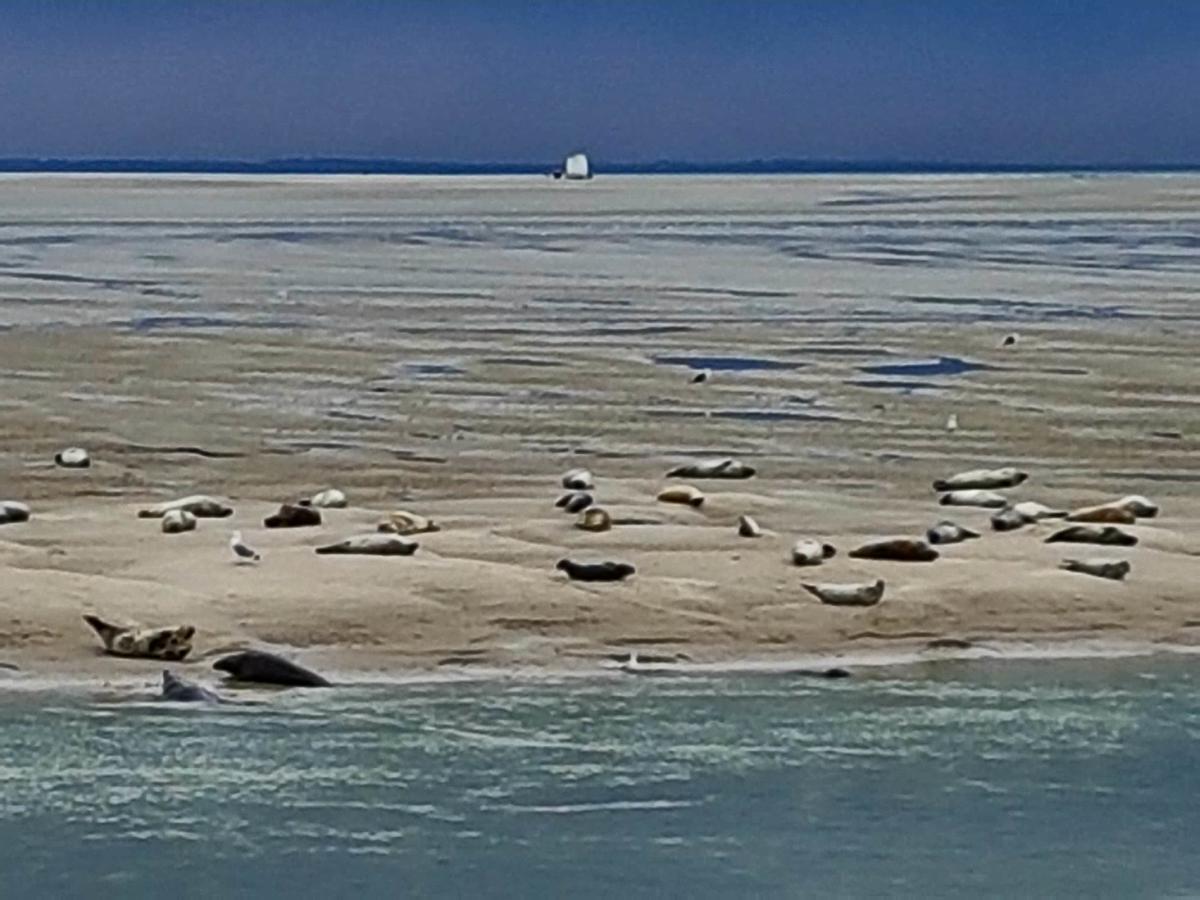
xmin=213 ymin=650 xmax=332 ymax=687
xmin=160 ymin=670 xmax=221 ymax=703
xmin=556 ymin=558 xmax=636 ymax=582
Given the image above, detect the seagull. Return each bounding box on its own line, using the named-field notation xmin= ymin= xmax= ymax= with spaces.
xmin=945 ymin=413 xmax=958 ymax=433
xmin=690 ymin=368 xmax=711 ymax=384
xmin=229 ymin=531 xmax=260 ymax=564
xmin=619 ymin=651 xmax=642 ymax=673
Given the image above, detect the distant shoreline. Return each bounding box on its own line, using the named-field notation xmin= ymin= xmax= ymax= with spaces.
xmin=2 ymin=158 xmax=1199 ymax=176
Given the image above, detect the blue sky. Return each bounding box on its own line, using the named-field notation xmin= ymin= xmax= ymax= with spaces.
xmin=1 ymin=0 xmax=1197 ymax=163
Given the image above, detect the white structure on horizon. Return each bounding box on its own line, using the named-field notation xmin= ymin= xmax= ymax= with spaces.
xmin=563 ymin=151 xmax=592 ymax=180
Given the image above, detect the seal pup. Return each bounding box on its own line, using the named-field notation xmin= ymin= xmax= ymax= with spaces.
xmin=801 ymin=579 xmax=885 ymax=607
xmin=83 ymin=614 xmax=194 ymax=661
xmin=791 ymin=539 xmax=837 ymax=566
xmin=933 ymin=467 xmax=1027 ymax=492
xmin=556 ymin=558 xmax=636 ymax=582
xmin=137 ymin=495 xmax=233 ymax=519
xmin=562 ymin=468 xmax=594 ymax=490
xmin=229 ymin=531 xmax=261 ymax=564
xmin=54 ymin=447 xmax=91 ymax=468
xmin=160 ymin=670 xmax=221 ymax=703
xmin=161 ymin=509 xmax=197 ymax=534
xmin=667 ymin=458 xmax=756 ymax=479
xmin=316 ymin=534 xmax=419 ymax=555
xmin=848 ymin=539 xmax=939 ymax=562
xmin=308 ymin=488 xmax=348 ymax=509
xmin=377 ymin=511 xmax=440 ymax=535
xmin=1045 ymin=525 xmax=1138 ymax=546
xmin=0 ymin=501 xmax=31 ymax=525
xmin=1065 ymin=505 xmax=1137 ymax=525
xmin=737 ymin=514 xmax=763 ymax=538
xmin=657 ymin=485 xmax=705 ymax=507
xmin=1060 ymin=558 xmax=1131 ymax=581
xmin=690 ymin=368 xmax=711 ymax=384
xmin=213 ymin=650 xmax=331 ymax=687
xmin=926 ymin=521 xmax=980 ymax=545
xmin=264 ymin=503 xmax=322 ymax=528
xmin=576 ymin=507 xmax=612 ymax=532
xmin=556 ymin=491 xmax=594 ymax=514
xmin=939 ymin=489 xmax=1009 ymax=509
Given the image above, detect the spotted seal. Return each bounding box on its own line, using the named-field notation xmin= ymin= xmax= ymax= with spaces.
xmin=801 ymin=578 xmax=885 ymax=607
xmin=377 ymin=511 xmax=440 ymax=535
xmin=83 ymin=614 xmax=195 ymax=661
xmin=1059 ymin=558 xmax=1131 ymax=581
xmin=576 ymin=507 xmax=613 ymax=532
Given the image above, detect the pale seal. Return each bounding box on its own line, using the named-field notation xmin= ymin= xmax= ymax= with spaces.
xmin=562 ymin=468 xmax=594 ymax=490
xmin=377 ymin=510 xmax=440 ymax=535
xmin=1073 ymin=495 xmax=1158 ymax=519
xmin=213 ymin=650 xmax=331 ymax=687
xmin=161 ymin=509 xmax=197 ymax=534
xmin=264 ymin=503 xmax=322 ymax=528
xmin=315 ymin=534 xmax=419 ymax=555
xmin=657 ymin=485 xmax=705 ymax=507
xmin=0 ymin=501 xmax=31 ymax=525
xmin=308 ymin=488 xmax=348 ymax=509
xmin=992 ymin=501 xmax=1068 ymax=532
xmin=990 ymin=507 xmax=1031 ymax=532
xmin=737 ymin=514 xmax=763 ymax=537
xmin=160 ymin=670 xmax=221 ymax=703
xmin=667 ymin=457 xmax=756 ymax=479
xmin=801 ymin=578 xmax=885 ymax=607
xmin=137 ymin=495 xmax=233 ymax=519
xmin=576 ymin=507 xmax=612 ymax=532
xmin=556 ymin=558 xmax=636 ymax=582
xmin=556 ymin=491 xmax=594 ymax=514
xmin=791 ymin=539 xmax=837 ymax=566
xmin=932 ymin=467 xmax=1027 ymax=492
xmin=848 ymin=538 xmax=939 ymax=562
xmin=939 ymin=489 xmax=1009 ymax=508
xmin=1059 ymin=558 xmax=1131 ymax=581
xmin=83 ymin=614 xmax=194 ymax=661
xmin=1045 ymin=525 xmax=1138 ymax=546
xmin=54 ymin=447 xmax=91 ymax=468
xmin=926 ymin=521 xmax=980 ymax=545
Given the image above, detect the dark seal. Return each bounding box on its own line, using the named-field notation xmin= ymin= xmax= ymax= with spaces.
xmin=213 ymin=650 xmax=332 ymax=688
xmin=160 ymin=670 xmax=221 ymax=703
xmin=264 ymin=503 xmax=323 ymax=528
xmin=556 ymin=558 xmax=636 ymax=582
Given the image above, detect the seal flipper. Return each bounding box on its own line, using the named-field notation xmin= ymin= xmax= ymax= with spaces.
xmin=82 ymin=614 xmax=121 ymax=649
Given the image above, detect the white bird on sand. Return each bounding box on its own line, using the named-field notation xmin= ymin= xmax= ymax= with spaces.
xmin=690 ymin=368 xmax=711 ymax=384
xmin=230 ymin=531 xmax=260 ymax=564
xmin=619 ymin=651 xmax=642 ymax=673
xmin=945 ymin=413 xmax=958 ymax=432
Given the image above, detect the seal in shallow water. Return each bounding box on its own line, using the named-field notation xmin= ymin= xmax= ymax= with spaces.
xmin=160 ymin=670 xmax=221 ymax=703
xmin=137 ymin=495 xmax=233 ymax=518
xmin=0 ymin=501 xmax=31 ymax=525
xmin=657 ymin=485 xmax=705 ymax=507
xmin=1045 ymin=525 xmax=1138 ymax=546
xmin=316 ymin=534 xmax=419 ymax=555
xmin=932 ymin=467 xmax=1027 ymax=492
xmin=83 ymin=614 xmax=194 ymax=661
xmin=54 ymin=447 xmax=91 ymax=468
xmin=213 ymin=650 xmax=332 ymax=687
xmin=926 ymin=521 xmax=980 ymax=545
xmin=576 ymin=507 xmax=613 ymax=532
xmin=667 ymin=457 xmax=756 ymax=479
xmin=801 ymin=578 xmax=885 ymax=607
xmin=556 ymin=558 xmax=636 ymax=582
xmin=791 ymin=539 xmax=837 ymax=566
xmin=1059 ymin=558 xmax=1131 ymax=581
xmin=848 ymin=538 xmax=939 ymax=562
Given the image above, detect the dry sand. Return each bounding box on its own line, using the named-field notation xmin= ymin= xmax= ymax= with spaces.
xmin=0 ymin=173 xmax=1197 ymax=681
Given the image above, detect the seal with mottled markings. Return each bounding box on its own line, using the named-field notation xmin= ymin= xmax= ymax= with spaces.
xmin=160 ymin=670 xmax=221 ymax=703
xmin=213 ymin=650 xmax=332 ymax=687
xmin=1059 ymin=558 xmax=1131 ymax=581
xmin=556 ymin=558 xmax=635 ymax=582
xmin=939 ymin=489 xmax=1008 ymax=508
xmin=377 ymin=511 xmax=440 ymax=535
xmin=264 ymin=503 xmax=322 ymax=528
xmin=576 ymin=507 xmax=612 ymax=532
xmin=926 ymin=521 xmax=980 ymax=545
xmin=657 ymin=485 xmax=705 ymax=507
xmin=1045 ymin=525 xmax=1138 ymax=546
xmin=801 ymin=578 xmax=885 ymax=607
xmin=932 ymin=467 xmax=1027 ymax=492
xmin=849 ymin=538 xmax=938 ymax=562
xmin=316 ymin=534 xmax=418 ymax=556
xmin=137 ymin=495 xmax=233 ymax=518
xmin=792 ymin=539 xmax=837 ymax=566
xmin=83 ymin=614 xmax=194 ymax=661
xmin=667 ymin=458 xmax=756 ymax=479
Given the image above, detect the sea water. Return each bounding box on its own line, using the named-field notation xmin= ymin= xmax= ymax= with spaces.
xmin=2 ymin=656 xmax=1199 ymax=898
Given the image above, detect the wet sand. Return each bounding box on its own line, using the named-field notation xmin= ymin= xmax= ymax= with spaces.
xmin=0 ymin=173 xmax=1198 ymax=679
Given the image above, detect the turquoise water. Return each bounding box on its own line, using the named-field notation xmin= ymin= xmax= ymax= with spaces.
xmin=2 ymin=658 xmax=1199 ymax=898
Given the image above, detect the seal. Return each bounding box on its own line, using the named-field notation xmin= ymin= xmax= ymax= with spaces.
xmin=932 ymin=467 xmax=1027 ymax=492
xmin=1012 ymin=501 xmax=1067 ymax=520
xmin=377 ymin=511 xmax=440 ymax=535
xmin=556 ymin=558 xmax=636 ymax=582
xmin=562 ymin=468 xmax=594 ymax=490
xmin=1065 ymin=505 xmax=1137 ymax=525
xmin=576 ymin=507 xmax=612 ymax=532
xmin=667 ymin=458 xmax=756 ymax=479
xmin=160 ymin=670 xmax=221 ymax=703
xmin=264 ymin=503 xmax=322 ymax=528
xmin=1045 ymin=525 xmax=1138 ymax=546
xmin=54 ymin=447 xmax=91 ymax=468
xmin=945 ymin=413 xmax=958 ymax=432
xmin=657 ymin=485 xmax=705 ymax=507
xmin=137 ymin=495 xmax=233 ymax=518
xmin=801 ymin=578 xmax=885 ymax=607
xmin=0 ymin=500 xmax=31 ymax=525
xmin=737 ymin=515 xmax=763 ymax=537
xmin=83 ymin=614 xmax=194 ymax=661
xmin=690 ymin=368 xmax=711 ymax=384
xmin=315 ymin=534 xmax=419 ymax=555
xmin=213 ymin=650 xmax=331 ymax=687
xmin=990 ymin=506 xmax=1031 ymax=532
xmin=1059 ymin=558 xmax=1131 ymax=581
xmin=791 ymin=539 xmax=837 ymax=566
xmin=308 ymin=488 xmax=348 ymax=509
xmin=939 ymin=489 xmax=1009 ymax=508
xmin=161 ymin=508 xmax=197 ymax=534
xmin=848 ymin=538 xmax=939 ymax=562
xmin=1103 ymin=495 xmax=1159 ymax=518
xmin=926 ymin=520 xmax=980 ymax=545
xmin=556 ymin=491 xmax=594 ymax=514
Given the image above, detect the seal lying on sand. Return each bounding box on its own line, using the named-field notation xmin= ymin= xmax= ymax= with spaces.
xmin=264 ymin=503 xmax=322 ymax=528
xmin=792 ymin=539 xmax=837 ymax=566
xmin=316 ymin=535 xmax=419 ymax=556
xmin=1059 ymin=558 xmax=1132 ymax=581
xmin=137 ymin=495 xmax=233 ymax=518
xmin=377 ymin=511 xmax=440 ymax=535
xmin=305 ymin=488 xmax=347 ymax=509
xmin=213 ymin=650 xmax=331 ymax=687
xmin=737 ymin=515 xmax=763 ymax=537
xmin=576 ymin=507 xmax=612 ymax=532
xmin=556 ymin=492 xmax=593 ymax=514
xmin=556 ymin=558 xmax=636 ymax=582
xmin=1045 ymin=525 xmax=1138 ymax=546
xmin=933 ymin=467 xmax=1027 ymax=492
xmin=562 ymin=468 xmax=594 ymax=490
xmin=667 ymin=458 xmax=756 ymax=479
xmin=801 ymin=578 xmax=885 ymax=607
xmin=160 ymin=670 xmax=221 ymax=703
xmin=849 ymin=539 xmax=938 ymax=562
xmin=54 ymin=447 xmax=91 ymax=468
xmin=657 ymin=485 xmax=705 ymax=507
xmin=991 ymin=507 xmax=1031 ymax=532
xmin=1065 ymin=505 xmax=1137 ymax=525
xmin=0 ymin=501 xmax=31 ymax=525
xmin=991 ymin=501 xmax=1067 ymax=532
xmin=83 ymin=614 xmax=194 ymax=661
xmin=926 ymin=521 xmax=980 ymax=545
xmin=161 ymin=509 xmax=197 ymax=533
xmin=939 ymin=489 xmax=1009 ymax=508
